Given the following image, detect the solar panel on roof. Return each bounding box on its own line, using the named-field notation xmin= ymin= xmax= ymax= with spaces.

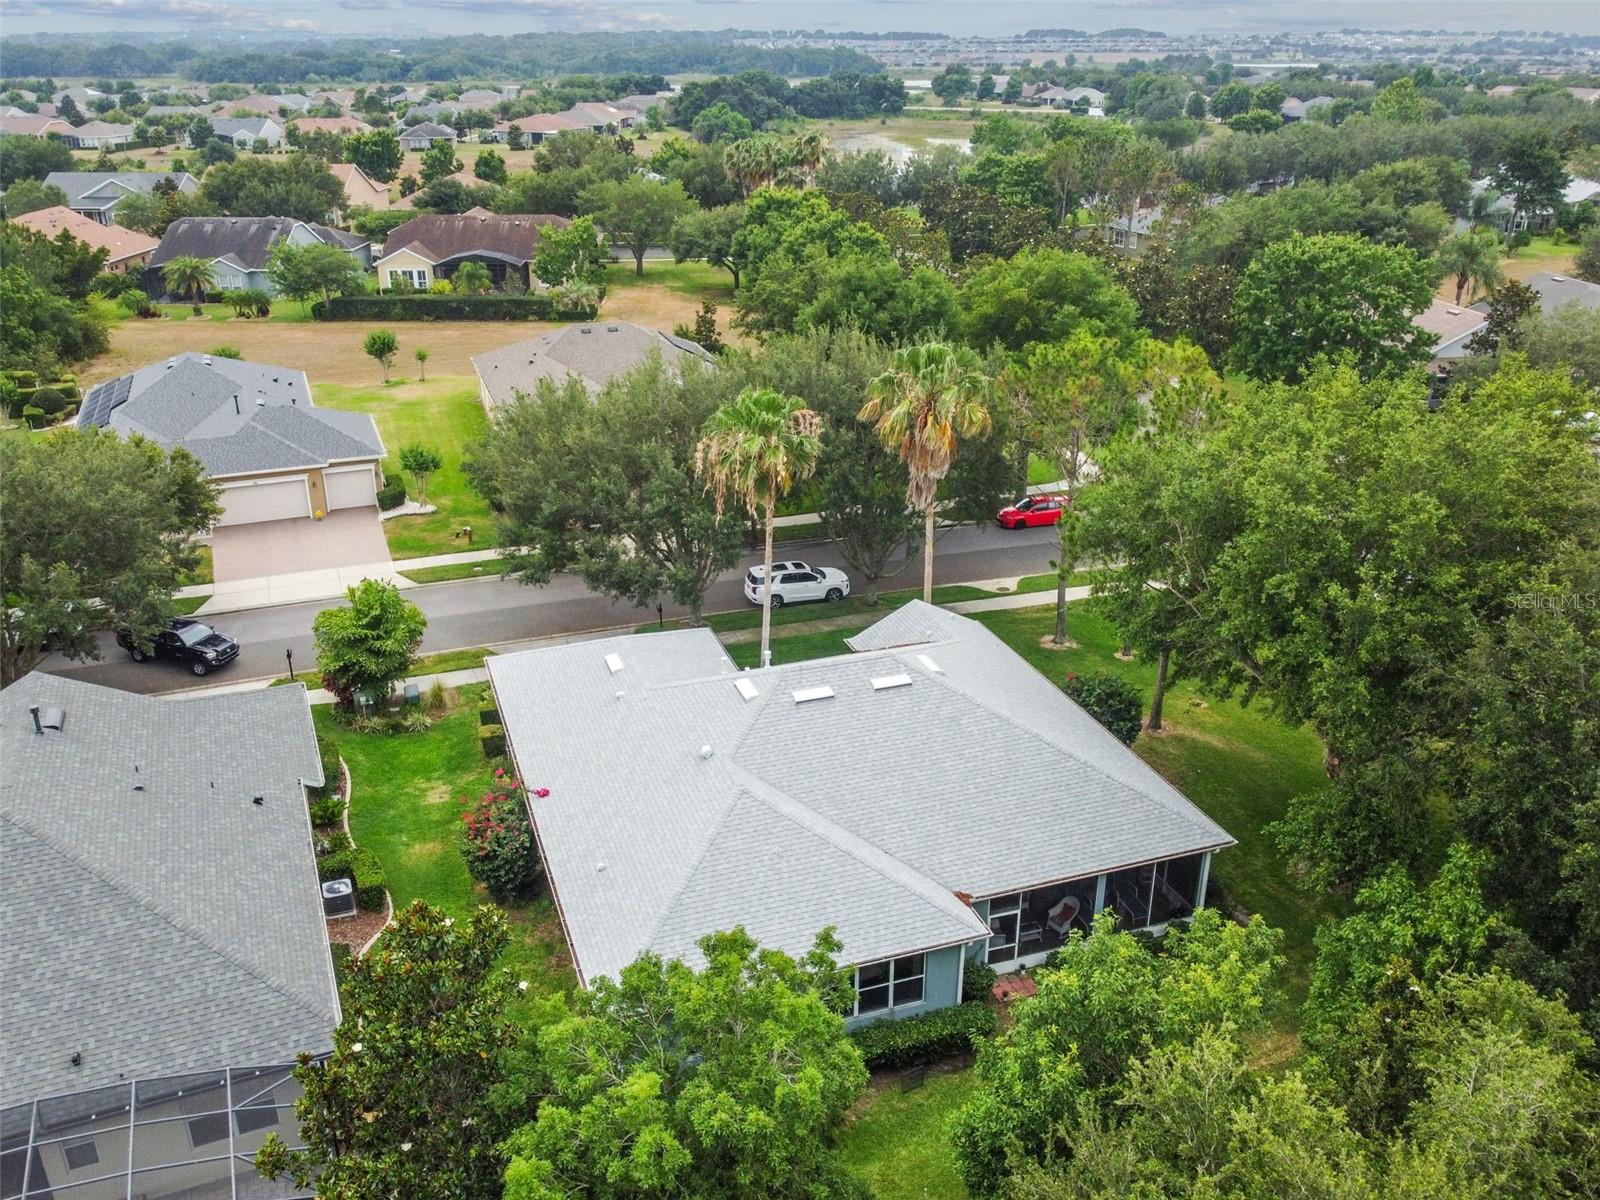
xmin=79 ymin=374 xmax=132 ymax=427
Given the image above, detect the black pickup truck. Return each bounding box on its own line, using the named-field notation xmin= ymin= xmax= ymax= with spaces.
xmin=117 ymin=618 xmax=241 ymax=677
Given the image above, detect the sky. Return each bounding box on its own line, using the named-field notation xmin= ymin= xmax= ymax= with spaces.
xmin=2 ymin=0 xmax=1599 ymax=39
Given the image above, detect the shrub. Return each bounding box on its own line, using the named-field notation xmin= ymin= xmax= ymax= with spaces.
xmin=319 ymin=846 xmax=388 ymax=911
xmin=962 ymin=961 xmax=998 ymax=1003
xmin=312 ymin=292 xmax=599 ymax=322
xmin=850 ymin=1001 xmax=998 ymax=1070
xmin=208 ymin=344 xmax=243 ymax=359
xmin=29 ymin=388 xmax=65 ymax=416
xmin=21 ymin=405 xmax=45 ymax=428
xmin=459 ymin=776 xmax=543 ymax=902
xmin=479 ymin=700 xmax=500 ymax=726
xmin=479 ymin=722 xmax=506 ymax=758
xmin=116 ymin=287 xmax=152 ymax=316
xmin=424 ymin=679 xmax=448 ymax=713
xmin=310 ymin=794 xmax=347 ymax=828
xmin=314 ymin=828 xmax=353 ymax=858
xmin=377 ymin=471 xmax=407 ymax=511
xmin=1061 ymin=670 xmax=1143 ymax=745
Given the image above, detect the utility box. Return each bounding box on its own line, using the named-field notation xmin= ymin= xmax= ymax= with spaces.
xmin=321 ymin=876 xmax=356 ymax=919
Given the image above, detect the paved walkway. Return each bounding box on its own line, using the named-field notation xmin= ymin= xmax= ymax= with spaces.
xmin=182 ymin=546 xmax=506 ymax=614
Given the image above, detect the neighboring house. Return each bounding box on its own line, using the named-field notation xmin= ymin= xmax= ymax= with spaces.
xmin=291 ymin=115 xmax=373 ymax=137
xmin=455 ymin=89 xmax=506 ymax=108
xmin=205 ymin=117 xmax=284 ymax=149
xmin=1065 ymin=86 xmax=1107 ymax=106
xmin=397 ymin=120 xmax=458 ymax=150
xmin=63 ymin=120 xmax=134 ymax=149
xmin=403 ymin=102 xmax=463 ymax=124
xmin=1468 ymin=176 xmax=1600 ymax=233
xmin=488 ymin=601 xmax=1233 ymax=1020
xmin=43 ymin=170 xmax=199 ymax=225
xmin=1567 ymin=87 xmax=1600 ymax=104
xmin=1416 ymin=271 xmax=1600 ymax=366
xmin=224 ymin=92 xmax=303 ymax=116
xmin=330 ymin=162 xmax=392 ymax=211
xmin=143 ymin=103 xmax=207 ymax=119
xmin=472 ymin=321 xmax=715 ymax=408
xmin=563 ymin=101 xmax=638 ymax=130
xmin=309 ymin=88 xmax=357 ymax=110
xmin=0 ymin=114 xmax=73 ymax=138
xmin=0 ymin=673 xmax=337 ymax=1200
xmin=1487 ymin=84 xmax=1520 ymax=97
xmin=78 ymin=352 xmax=385 ymax=525
xmin=1107 ymin=205 xmax=1165 ymax=253
xmin=375 ymin=209 xmax=568 ymax=290
xmin=147 ymin=216 xmax=370 ymax=296
xmin=10 ymin=205 xmax=159 ymax=273
xmin=53 ymin=86 xmax=106 ymax=109
xmin=613 ymin=92 xmax=673 ymax=116
xmin=489 ymin=112 xmax=581 ymax=143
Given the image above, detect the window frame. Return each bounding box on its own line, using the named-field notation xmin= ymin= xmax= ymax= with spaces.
xmin=851 ymin=952 xmax=927 ymax=1018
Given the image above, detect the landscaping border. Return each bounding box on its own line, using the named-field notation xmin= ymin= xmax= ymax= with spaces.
xmin=336 ymin=755 xmax=393 ymax=957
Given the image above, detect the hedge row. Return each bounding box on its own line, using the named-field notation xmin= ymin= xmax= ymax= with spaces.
xmin=849 ymin=1000 xmax=998 ymax=1070
xmin=480 ymin=723 xmax=506 ymax=759
xmin=317 ymin=845 xmax=387 ymax=912
xmin=311 ymin=294 xmax=600 ymax=322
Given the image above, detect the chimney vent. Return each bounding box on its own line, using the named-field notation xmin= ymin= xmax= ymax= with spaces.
xmin=29 ymin=705 xmax=41 ymax=735
xmin=132 ymin=764 xmax=143 ymax=792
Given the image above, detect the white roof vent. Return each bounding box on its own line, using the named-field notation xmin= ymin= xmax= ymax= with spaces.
xmin=1550 ymin=274 xmax=1566 ymax=282
xmin=916 ymin=654 xmax=943 ymax=674
xmin=734 ymin=678 xmax=759 ymax=701
xmin=604 ymin=652 xmax=624 ymax=674
xmin=1445 ymin=306 xmax=1461 ymax=315
xmin=871 ymin=673 xmax=912 ymax=691
xmin=792 ymin=685 xmax=834 ymax=704
xmin=699 ymin=744 xmax=714 ymax=759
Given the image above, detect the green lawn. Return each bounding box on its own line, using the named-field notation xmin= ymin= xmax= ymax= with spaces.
xmin=602 ymin=258 xmax=735 ymax=302
xmin=315 ymin=377 xmax=496 ymax=559
xmin=316 ymin=686 xmax=575 ymax=1017
xmin=838 ymin=1067 xmax=974 ymax=1200
xmin=148 ymin=302 xmax=315 ymax=324
xmin=180 ymin=544 xmax=213 ymax=586
xmin=400 ymin=559 xmax=502 ymax=584
xmin=1503 ymin=232 xmax=1579 ymax=279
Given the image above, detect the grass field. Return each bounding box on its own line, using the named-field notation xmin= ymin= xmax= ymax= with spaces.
xmin=838 ymin=1066 xmax=974 ymax=1200
xmin=315 ymin=377 xmax=495 ymax=558
xmin=601 ymin=259 xmax=737 ymax=334
xmin=317 ymin=685 xmax=575 ymax=1018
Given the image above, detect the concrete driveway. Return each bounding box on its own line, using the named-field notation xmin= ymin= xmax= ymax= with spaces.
xmin=211 ymin=508 xmax=394 ymax=596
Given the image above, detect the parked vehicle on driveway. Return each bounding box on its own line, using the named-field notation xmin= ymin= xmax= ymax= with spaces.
xmin=744 ymin=561 xmax=851 ymax=608
xmin=117 ymin=618 xmax=240 ymax=676
xmin=996 ymin=495 xmax=1067 ymax=529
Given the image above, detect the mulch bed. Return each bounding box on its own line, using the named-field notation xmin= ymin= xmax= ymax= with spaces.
xmin=326 ymin=906 xmax=388 ymax=953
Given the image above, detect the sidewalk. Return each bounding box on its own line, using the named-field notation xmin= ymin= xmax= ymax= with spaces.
xmin=773 ymin=478 xmax=1071 ymax=529
xmin=181 ymin=547 xmax=504 ymax=615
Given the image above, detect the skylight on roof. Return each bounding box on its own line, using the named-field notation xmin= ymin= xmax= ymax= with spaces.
xmin=734 ymin=678 xmax=759 ymax=701
xmin=916 ymin=654 xmax=943 ymax=674
xmin=604 ymin=653 xmax=624 ymax=675
xmin=792 ymin=685 xmax=834 ymax=704
xmin=871 ymin=674 xmax=912 ymax=691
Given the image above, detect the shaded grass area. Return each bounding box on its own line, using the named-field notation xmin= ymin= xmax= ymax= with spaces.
xmin=315 ymin=377 xmax=496 ymax=558
xmin=173 ymin=595 xmax=208 ymax=616
xmin=837 ymin=1066 xmax=974 ymax=1200
xmin=273 ymin=646 xmax=496 ymax=687
xmin=180 ymin=545 xmax=213 ymax=586
xmin=315 ymin=685 xmax=575 ymax=1019
xmin=602 ymin=258 xmax=735 ymax=302
xmin=148 ymin=303 xmax=315 ymax=324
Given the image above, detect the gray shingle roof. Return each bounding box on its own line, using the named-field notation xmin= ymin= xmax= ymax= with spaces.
xmin=488 ymin=602 xmax=1233 ymax=985
xmin=78 ymin=352 xmax=383 ymax=477
xmin=398 ymin=121 xmax=457 ymax=140
xmin=472 ymin=322 xmax=714 ymax=406
xmin=42 ymin=171 xmax=198 ymax=211
xmin=1 ymin=674 xmax=339 ymax=1106
xmin=149 ymin=216 xmax=357 ymax=273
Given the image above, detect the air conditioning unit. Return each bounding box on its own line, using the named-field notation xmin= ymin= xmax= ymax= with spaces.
xmin=321 ymin=877 xmax=356 ymax=919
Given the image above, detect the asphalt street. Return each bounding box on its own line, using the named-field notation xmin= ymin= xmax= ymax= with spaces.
xmin=37 ymin=523 xmax=1062 ymax=695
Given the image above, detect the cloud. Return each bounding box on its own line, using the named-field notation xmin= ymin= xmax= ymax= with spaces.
xmin=336 ymin=0 xmax=404 ymax=9
xmin=10 ymin=0 xmax=319 ymax=30
xmin=415 ymin=0 xmax=676 ymax=27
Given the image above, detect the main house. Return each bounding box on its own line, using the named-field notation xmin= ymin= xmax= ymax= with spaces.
xmin=62 ymin=120 xmax=134 ymax=149
xmin=148 ymin=216 xmax=370 ymax=297
xmin=205 ymin=117 xmax=285 ymax=149
xmin=10 ymin=205 xmax=159 ymax=273
xmin=488 ymin=602 xmax=1233 ymax=1025
xmin=471 ymin=321 xmax=715 ymax=409
xmin=396 ymin=121 xmax=458 ymax=151
xmin=374 ymin=209 xmax=568 ymax=291
xmin=78 ymin=352 xmax=385 ymax=526
xmin=42 ymin=170 xmax=199 ymax=225
xmin=1 ymin=674 xmax=337 ymax=1200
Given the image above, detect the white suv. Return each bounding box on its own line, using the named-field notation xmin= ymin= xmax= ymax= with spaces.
xmin=744 ymin=561 xmax=851 ymax=608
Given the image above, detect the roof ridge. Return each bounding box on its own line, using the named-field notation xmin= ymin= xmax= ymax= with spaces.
xmin=0 ymin=808 xmax=338 ymax=1026
xmin=635 ymin=782 xmax=745 ymax=956
xmin=720 ymin=762 xmax=986 ymax=941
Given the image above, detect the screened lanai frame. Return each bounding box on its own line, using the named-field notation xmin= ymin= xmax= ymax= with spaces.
xmin=1 ymin=1064 xmax=313 ymax=1200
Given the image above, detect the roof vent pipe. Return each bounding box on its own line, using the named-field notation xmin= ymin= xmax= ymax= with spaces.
xmin=29 ymin=705 xmax=41 ymax=735
xmin=132 ymin=765 xmax=143 ymax=792
xmin=233 ymin=393 xmax=240 ymax=415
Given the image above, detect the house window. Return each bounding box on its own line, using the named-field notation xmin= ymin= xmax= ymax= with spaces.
xmin=853 ymin=953 xmax=926 ymax=1016
xmin=235 ymin=1100 xmax=279 ymax=1136
xmin=63 ymin=1140 xmax=99 ymax=1171
xmin=390 ymin=268 xmax=427 ymax=290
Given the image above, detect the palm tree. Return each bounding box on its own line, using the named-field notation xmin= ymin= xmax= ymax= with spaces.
xmin=860 ymin=343 xmax=992 ymax=604
xmin=452 ymin=261 xmax=493 ymax=295
xmin=696 ymin=387 xmax=824 ymax=669
xmin=1437 ymin=228 xmax=1503 ymax=304
xmin=1466 ymin=187 xmax=1501 ymax=232
xmin=161 ymin=255 xmax=216 ymax=315
xmin=787 ymin=130 xmax=827 ymax=187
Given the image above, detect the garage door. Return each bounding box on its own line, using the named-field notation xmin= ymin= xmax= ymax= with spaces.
xmin=217 ymin=478 xmax=310 ymax=526
xmin=324 ymin=466 xmax=378 ymax=511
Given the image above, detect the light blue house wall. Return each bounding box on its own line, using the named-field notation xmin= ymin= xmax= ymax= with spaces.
xmin=844 ymin=942 xmax=968 ymax=1031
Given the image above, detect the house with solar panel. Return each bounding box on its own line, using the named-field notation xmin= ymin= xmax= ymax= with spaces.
xmin=487 ymin=601 xmax=1234 ymax=1023
xmin=78 ymin=352 xmax=385 ymax=527
xmin=1 ymin=674 xmax=336 ymax=1200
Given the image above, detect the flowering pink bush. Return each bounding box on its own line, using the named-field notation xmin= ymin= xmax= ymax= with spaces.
xmin=459 ymin=778 xmax=542 ymax=903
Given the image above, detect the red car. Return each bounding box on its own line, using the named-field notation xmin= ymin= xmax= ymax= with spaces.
xmin=996 ymin=495 xmax=1067 ymax=529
